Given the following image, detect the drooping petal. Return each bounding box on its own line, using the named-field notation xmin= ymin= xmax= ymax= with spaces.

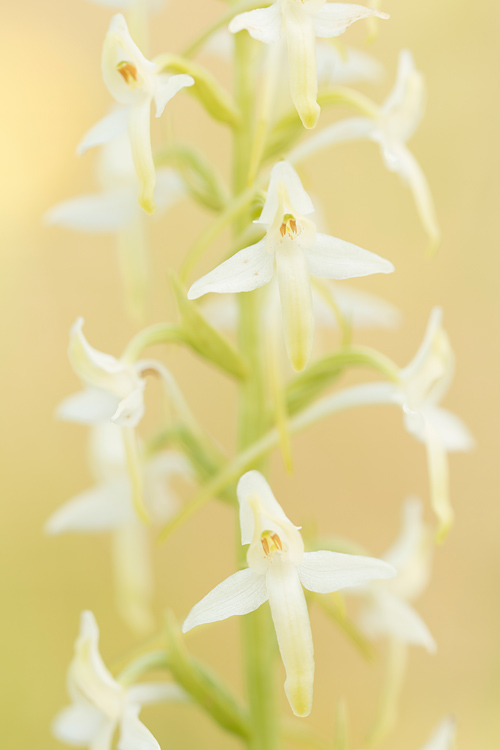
xmin=290 ymin=117 xmax=377 ymax=165
xmin=312 ymin=3 xmax=389 ymax=38
xmin=118 ymin=705 xmax=160 ymax=750
xmin=381 ymin=50 xmax=425 ymax=144
xmin=424 ymin=418 xmax=453 ymax=541
xmin=276 ymin=242 xmax=314 ymax=371
xmin=182 ymin=569 xmax=268 ymax=632
xmin=187 ymin=240 xmax=274 ymax=299
xmin=228 ymin=4 xmax=283 ymax=44
xmin=154 ymin=74 xmax=194 ymax=117
xmin=56 ymin=389 xmax=120 ymax=424
xmin=358 ymin=588 xmax=436 ymax=652
xmin=312 ymin=282 xmax=401 ymax=330
xmin=77 ymin=108 xmax=130 ymax=156
xmin=112 ymin=523 xmax=155 ymax=635
xmin=257 ymin=161 xmax=315 ymax=225
xmin=420 ymin=717 xmax=457 ymax=750
xmin=128 ymin=99 xmax=156 ymax=214
xmin=306 ymin=233 xmax=394 ymax=279
xmin=45 ymin=188 xmax=137 ymax=234
xmin=388 ymin=145 xmax=440 ymax=251
xmin=45 ymin=479 xmax=133 ymax=535
xmin=266 ymin=562 xmax=314 ymax=717
xmin=52 ymin=703 xmax=105 ymax=745
xmin=298 ymin=550 xmax=395 ymax=593
xmin=285 ymin=5 xmax=320 ymax=128
xmin=424 ymin=407 xmax=474 ymax=453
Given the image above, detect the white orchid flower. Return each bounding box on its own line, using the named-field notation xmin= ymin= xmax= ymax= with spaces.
xmin=183 ymin=470 xmax=395 ymax=717
xmin=188 ymin=161 xmax=394 ymax=371
xmin=420 ymin=717 xmax=456 ymax=750
xmin=354 ymin=497 xmax=436 ymax=651
xmin=46 ymin=424 xmax=192 ymax=633
xmin=291 ymin=50 xmax=439 ymax=249
xmin=79 ymin=14 xmax=193 ymax=214
xmin=52 ymin=610 xmax=185 ymax=750
xmin=46 ymin=135 xmax=184 ymax=319
xmin=229 ymin=1 xmax=388 ymax=128
xmin=57 ymin=317 xmax=150 ymax=428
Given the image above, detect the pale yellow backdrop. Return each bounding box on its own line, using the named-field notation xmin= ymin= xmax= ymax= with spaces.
xmin=1 ymin=1 xmax=499 ymax=749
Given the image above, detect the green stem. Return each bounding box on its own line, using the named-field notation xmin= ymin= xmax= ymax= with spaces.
xmin=122 ymin=323 xmax=184 ymax=363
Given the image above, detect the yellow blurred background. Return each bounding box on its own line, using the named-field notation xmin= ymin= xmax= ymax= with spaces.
xmin=1 ymin=0 xmax=499 ymax=748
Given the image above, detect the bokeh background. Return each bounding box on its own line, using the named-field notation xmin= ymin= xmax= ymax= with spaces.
xmin=1 ymin=0 xmax=499 ymax=747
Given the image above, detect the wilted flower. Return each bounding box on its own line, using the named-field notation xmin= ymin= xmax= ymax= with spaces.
xmin=79 ymin=14 xmax=193 ymax=213
xmin=52 ymin=611 xmax=184 ymax=749
xmin=292 ymin=50 xmax=439 ymax=249
xmin=229 ymin=1 xmax=388 ymax=128
xmin=354 ymin=497 xmax=436 ymax=651
xmin=188 ymin=161 xmax=394 ymax=371
xmin=183 ymin=470 xmax=395 ymax=717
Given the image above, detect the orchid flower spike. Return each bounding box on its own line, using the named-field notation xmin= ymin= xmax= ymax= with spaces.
xmin=183 ymin=471 xmax=395 ymax=717
xmin=188 ymin=161 xmax=394 ymax=371
xmin=57 ymin=317 xmax=150 ymax=428
xmin=355 ymin=497 xmax=436 ymax=651
xmin=292 ymin=50 xmax=439 ymax=250
xmin=79 ymin=14 xmax=193 ymax=214
xmin=229 ymin=1 xmax=389 ymax=128
xmin=52 ymin=611 xmax=185 ymax=750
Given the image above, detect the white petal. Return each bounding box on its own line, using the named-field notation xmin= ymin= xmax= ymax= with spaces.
xmin=154 ymin=168 xmax=185 ymax=214
xmin=154 ymin=74 xmax=194 ymax=117
xmin=237 ymin=470 xmax=298 ymax=545
xmin=118 ymin=705 xmax=159 ymax=750
xmin=424 ymin=418 xmax=453 ymax=540
xmin=229 ymin=4 xmax=283 ymax=44
xmin=128 ymin=99 xmax=156 ymax=214
xmin=425 ymin=407 xmax=474 ymax=453
xmin=77 ymin=108 xmax=130 ymax=156
xmin=52 ymin=703 xmax=105 ymax=745
xmin=187 ymin=240 xmax=274 ymax=299
xmin=111 ymin=383 xmax=146 ymax=427
xmin=112 ymin=523 xmax=155 ymax=635
xmin=298 ymin=550 xmax=395 ymax=593
xmin=400 ymin=307 xmax=445 ymax=387
xmin=266 ymin=562 xmax=314 ymax=717
xmin=383 ymin=497 xmax=425 ymax=572
xmin=102 ymin=14 xmax=158 ymax=105
xmin=182 ymin=569 xmax=268 ymax=632
xmin=56 ymin=389 xmax=120 ymax=424
xmin=69 ymin=318 xmax=129 ymax=388
xmin=389 ymin=145 xmax=440 ymax=250
xmin=45 ymin=480 xmax=133 ymax=535
xmin=90 ymin=722 xmax=117 ymax=750
xmin=276 ymin=242 xmax=315 ymax=371
xmin=127 ymin=683 xmax=186 ymax=706
xmin=382 ymin=50 xmax=425 ymax=144
xmin=285 ymin=6 xmax=320 ymax=129
xmin=358 ymin=588 xmax=436 ymax=652
xmin=313 ymin=282 xmax=401 ymax=329
xmin=306 ymin=233 xmax=394 ymax=279
xmin=420 ymin=717 xmax=457 ymax=750
xmin=45 ymin=188 xmax=137 ymax=234
xmin=316 ymin=42 xmax=384 ymax=87
xmin=144 ymin=451 xmax=191 ymax=524
xmin=258 ymin=161 xmax=315 ymax=225
xmin=290 ymin=117 xmax=377 ymax=165
xmin=312 ymin=3 xmax=389 ymax=38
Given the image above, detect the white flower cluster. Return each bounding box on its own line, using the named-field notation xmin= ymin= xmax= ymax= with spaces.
xmin=46 ymin=1 xmax=466 ymax=748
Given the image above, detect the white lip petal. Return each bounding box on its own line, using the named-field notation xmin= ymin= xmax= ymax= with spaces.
xmin=312 ymin=3 xmax=389 ymax=38
xmin=154 ymin=74 xmax=194 ymax=118
xmin=383 ymin=497 xmax=424 ymax=573
xmin=382 ymin=50 xmax=425 ymax=143
xmin=52 ymin=703 xmax=105 ymax=745
xmin=77 ymin=108 xmax=130 ymax=156
xmin=45 ymin=188 xmax=137 ymax=233
xmin=420 ymin=717 xmax=457 ymax=750
xmin=187 ymin=240 xmax=274 ymax=299
xmin=276 ymin=242 xmax=315 ymax=372
xmin=118 ymin=704 xmax=160 ymax=750
xmin=266 ymin=562 xmax=314 ymax=717
xmin=392 ymin=145 xmax=440 ymax=250
xmin=112 ymin=523 xmax=155 ymax=635
xmin=228 ymin=4 xmax=283 ymax=44
xmin=56 ymin=389 xmax=120 ymax=424
xmin=401 ymin=307 xmax=444 ymax=384
xmin=45 ymin=479 xmax=133 ymax=535
xmin=285 ymin=7 xmax=320 ymax=129
xmin=306 ymin=233 xmax=394 ymax=279
xmin=258 ymin=161 xmax=315 ymax=225
xmin=358 ymin=588 xmax=436 ymax=652
xmin=182 ymin=569 xmax=268 ymax=632
xmin=424 ymin=407 xmax=474 ymax=453
xmin=237 ymin=470 xmax=298 ymax=545
xmin=127 ymin=98 xmax=156 ymax=214
xmin=424 ymin=418 xmax=453 ymax=540
xmin=298 ymin=551 xmax=395 ymax=593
